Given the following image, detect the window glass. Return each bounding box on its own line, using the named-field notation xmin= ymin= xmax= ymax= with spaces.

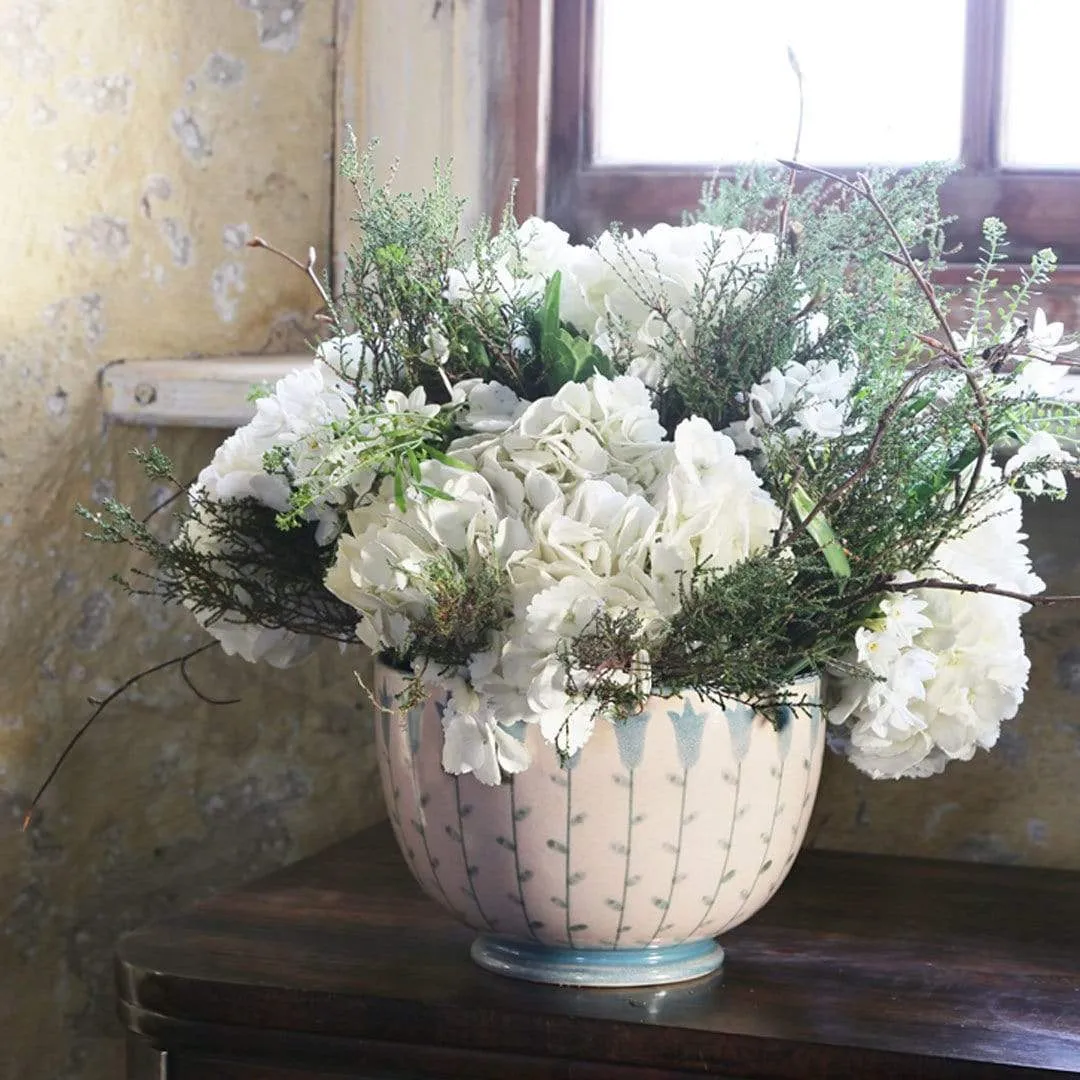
xmin=1000 ymin=0 xmax=1080 ymax=167
xmin=594 ymin=0 xmax=967 ymax=167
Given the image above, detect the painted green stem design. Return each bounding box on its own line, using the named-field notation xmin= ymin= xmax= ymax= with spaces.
xmin=612 ymin=768 xmax=635 ymax=948
xmin=509 ymin=776 xmax=541 ymax=941
xmin=647 ymin=767 xmax=689 ymax=945
xmin=454 ymin=775 xmax=496 ymax=931
xmin=564 ymin=765 xmax=575 ymax=947
xmin=404 ymin=730 xmax=462 ymax=922
xmin=715 ymin=757 xmax=786 ymax=936
xmin=680 ymin=760 xmax=743 ymax=944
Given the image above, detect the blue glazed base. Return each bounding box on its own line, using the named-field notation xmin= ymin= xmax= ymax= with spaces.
xmin=470 ymin=935 xmax=725 ymax=987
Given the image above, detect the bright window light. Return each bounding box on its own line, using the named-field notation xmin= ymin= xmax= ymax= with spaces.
xmin=594 ymin=0 xmax=967 ymax=167
xmin=1000 ymin=0 xmax=1080 ymax=168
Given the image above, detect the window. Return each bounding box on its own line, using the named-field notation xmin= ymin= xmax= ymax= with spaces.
xmin=544 ymin=0 xmax=1080 ymax=262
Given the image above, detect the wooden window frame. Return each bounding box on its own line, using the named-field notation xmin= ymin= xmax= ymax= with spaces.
xmin=541 ymin=0 xmax=1080 ymax=264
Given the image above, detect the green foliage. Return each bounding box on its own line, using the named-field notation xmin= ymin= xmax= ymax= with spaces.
xmin=79 ymin=450 xmax=356 ymax=645
xmin=334 ymin=136 xmax=611 ymax=405
xmin=266 ymin=401 xmax=470 ymax=527
xmin=83 ymin=153 xmax=1080 ymax=719
xmin=130 ymin=446 xmax=174 ymax=481
xmin=651 ymin=164 xmax=953 ymax=436
xmin=557 ymin=166 xmax=1080 ymax=711
xmin=790 ymin=482 xmax=850 ymax=580
xmin=404 ymin=552 xmax=512 ymax=672
xmin=246 ymin=382 xmax=273 ymax=403
xmin=534 ymin=272 xmax=613 ymax=387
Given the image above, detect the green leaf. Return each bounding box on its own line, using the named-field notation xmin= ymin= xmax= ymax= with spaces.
xmin=407 ymin=451 xmax=422 ymax=483
xmin=540 ymin=271 xmax=563 ymax=358
xmin=791 ymin=483 xmax=851 ymax=579
xmin=461 ymin=325 xmax=491 ymax=372
xmin=549 ymin=335 xmax=578 ymax=386
xmin=427 ymin=448 xmax=474 ymax=471
xmin=393 ymin=462 xmax=406 ymax=511
xmin=417 ymin=484 xmax=454 ymax=501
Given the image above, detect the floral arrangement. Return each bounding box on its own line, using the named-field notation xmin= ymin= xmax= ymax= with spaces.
xmin=67 ymin=146 xmax=1080 ymax=812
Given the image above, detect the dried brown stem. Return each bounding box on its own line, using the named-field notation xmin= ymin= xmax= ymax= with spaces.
xmin=776 ymin=48 xmax=805 ymax=245
xmin=22 ymin=641 xmax=233 ymax=830
xmin=248 ymin=237 xmax=334 ymax=317
xmin=889 ymin=577 xmax=1080 ymax=607
xmin=790 ymin=358 xmax=944 ymax=538
xmin=777 ymin=160 xmax=994 ymax=520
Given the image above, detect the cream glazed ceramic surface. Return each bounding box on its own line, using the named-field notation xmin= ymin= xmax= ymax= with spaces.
xmin=373 ymin=663 xmax=824 ymax=957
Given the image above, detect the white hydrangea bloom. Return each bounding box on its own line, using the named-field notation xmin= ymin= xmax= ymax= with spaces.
xmin=511 ymin=374 xmax=669 ymax=492
xmin=437 ymin=677 xmax=531 ymax=785
xmin=196 ymin=361 xmax=357 ymax=537
xmin=446 ymin=216 xmax=578 ymax=306
xmin=650 ymin=417 xmax=782 ymax=614
xmin=327 ymin=374 xmax=781 ymax=773
xmin=830 ymin=480 xmax=1042 ymax=779
xmin=1005 ymin=431 xmax=1074 ymax=497
xmin=724 ymin=357 xmax=857 ymax=452
xmin=587 ymin=224 xmax=779 ymax=389
xmin=314 ymin=329 xmax=373 ymax=383
xmin=450 ymin=378 xmax=526 ymax=433
xmin=179 ymin=355 xmax=374 ymax=664
xmin=325 ymin=455 xmax=523 ymax=653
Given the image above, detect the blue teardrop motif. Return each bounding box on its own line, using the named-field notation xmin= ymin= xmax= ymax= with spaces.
xmin=504 ymin=720 xmax=528 ymax=743
xmin=378 ymin=680 xmax=393 ymax=750
xmin=667 ymin=699 xmax=707 ymax=770
xmin=725 ymin=702 xmax=755 ymax=763
xmin=613 ymin=710 xmax=650 ymax=771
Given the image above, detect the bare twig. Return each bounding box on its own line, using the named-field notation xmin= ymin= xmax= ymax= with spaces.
xmin=777 ymin=161 xmax=957 ymax=353
xmin=248 ymin=237 xmax=335 ymax=317
xmin=889 ymin=577 xmax=1080 ymax=607
xmin=777 ymin=160 xmax=995 ymax=519
xmin=180 ymin=653 xmax=241 ymax=705
xmin=777 ymin=48 xmax=805 ymax=246
xmin=22 ymin=641 xmax=235 ymax=830
xmin=789 ymin=358 xmax=945 ymax=539
xmin=141 ymin=478 xmax=196 ymax=525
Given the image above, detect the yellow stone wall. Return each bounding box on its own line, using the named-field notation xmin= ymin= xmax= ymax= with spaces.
xmin=0 ymin=4 xmax=384 ymax=1079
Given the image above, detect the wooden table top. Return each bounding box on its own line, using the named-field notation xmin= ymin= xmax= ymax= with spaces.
xmin=117 ymin=823 xmax=1080 ymax=1079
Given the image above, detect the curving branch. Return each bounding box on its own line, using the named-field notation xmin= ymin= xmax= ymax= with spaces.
xmin=22 ymin=641 xmax=237 ymax=830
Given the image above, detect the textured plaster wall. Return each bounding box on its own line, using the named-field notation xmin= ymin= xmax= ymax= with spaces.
xmin=0 ymin=4 xmax=384 ymax=1080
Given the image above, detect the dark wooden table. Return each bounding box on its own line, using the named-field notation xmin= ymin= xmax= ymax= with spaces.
xmin=117 ymin=823 xmax=1080 ymax=1079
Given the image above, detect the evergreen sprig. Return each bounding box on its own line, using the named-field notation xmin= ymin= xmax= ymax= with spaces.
xmin=78 ymin=451 xmax=357 ymax=645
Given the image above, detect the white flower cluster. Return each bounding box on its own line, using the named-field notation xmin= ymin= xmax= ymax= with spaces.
xmin=724 ymin=356 xmax=856 ymax=452
xmin=474 ymin=217 xmax=857 ymax=447
xmin=180 ymin=333 xmax=383 ymax=667
xmin=451 ymin=217 xmax=781 ymax=391
xmin=326 ymin=374 xmax=781 ymax=783
xmin=172 ymin=210 xmax=1072 ymax=790
xmin=829 ymin=478 xmax=1043 ymax=778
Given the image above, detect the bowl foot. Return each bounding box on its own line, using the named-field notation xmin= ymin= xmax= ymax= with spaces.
xmin=470 ymin=934 xmax=724 ymax=987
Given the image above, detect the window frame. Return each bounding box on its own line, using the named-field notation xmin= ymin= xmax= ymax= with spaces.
xmin=542 ymin=0 xmax=1080 ymax=264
